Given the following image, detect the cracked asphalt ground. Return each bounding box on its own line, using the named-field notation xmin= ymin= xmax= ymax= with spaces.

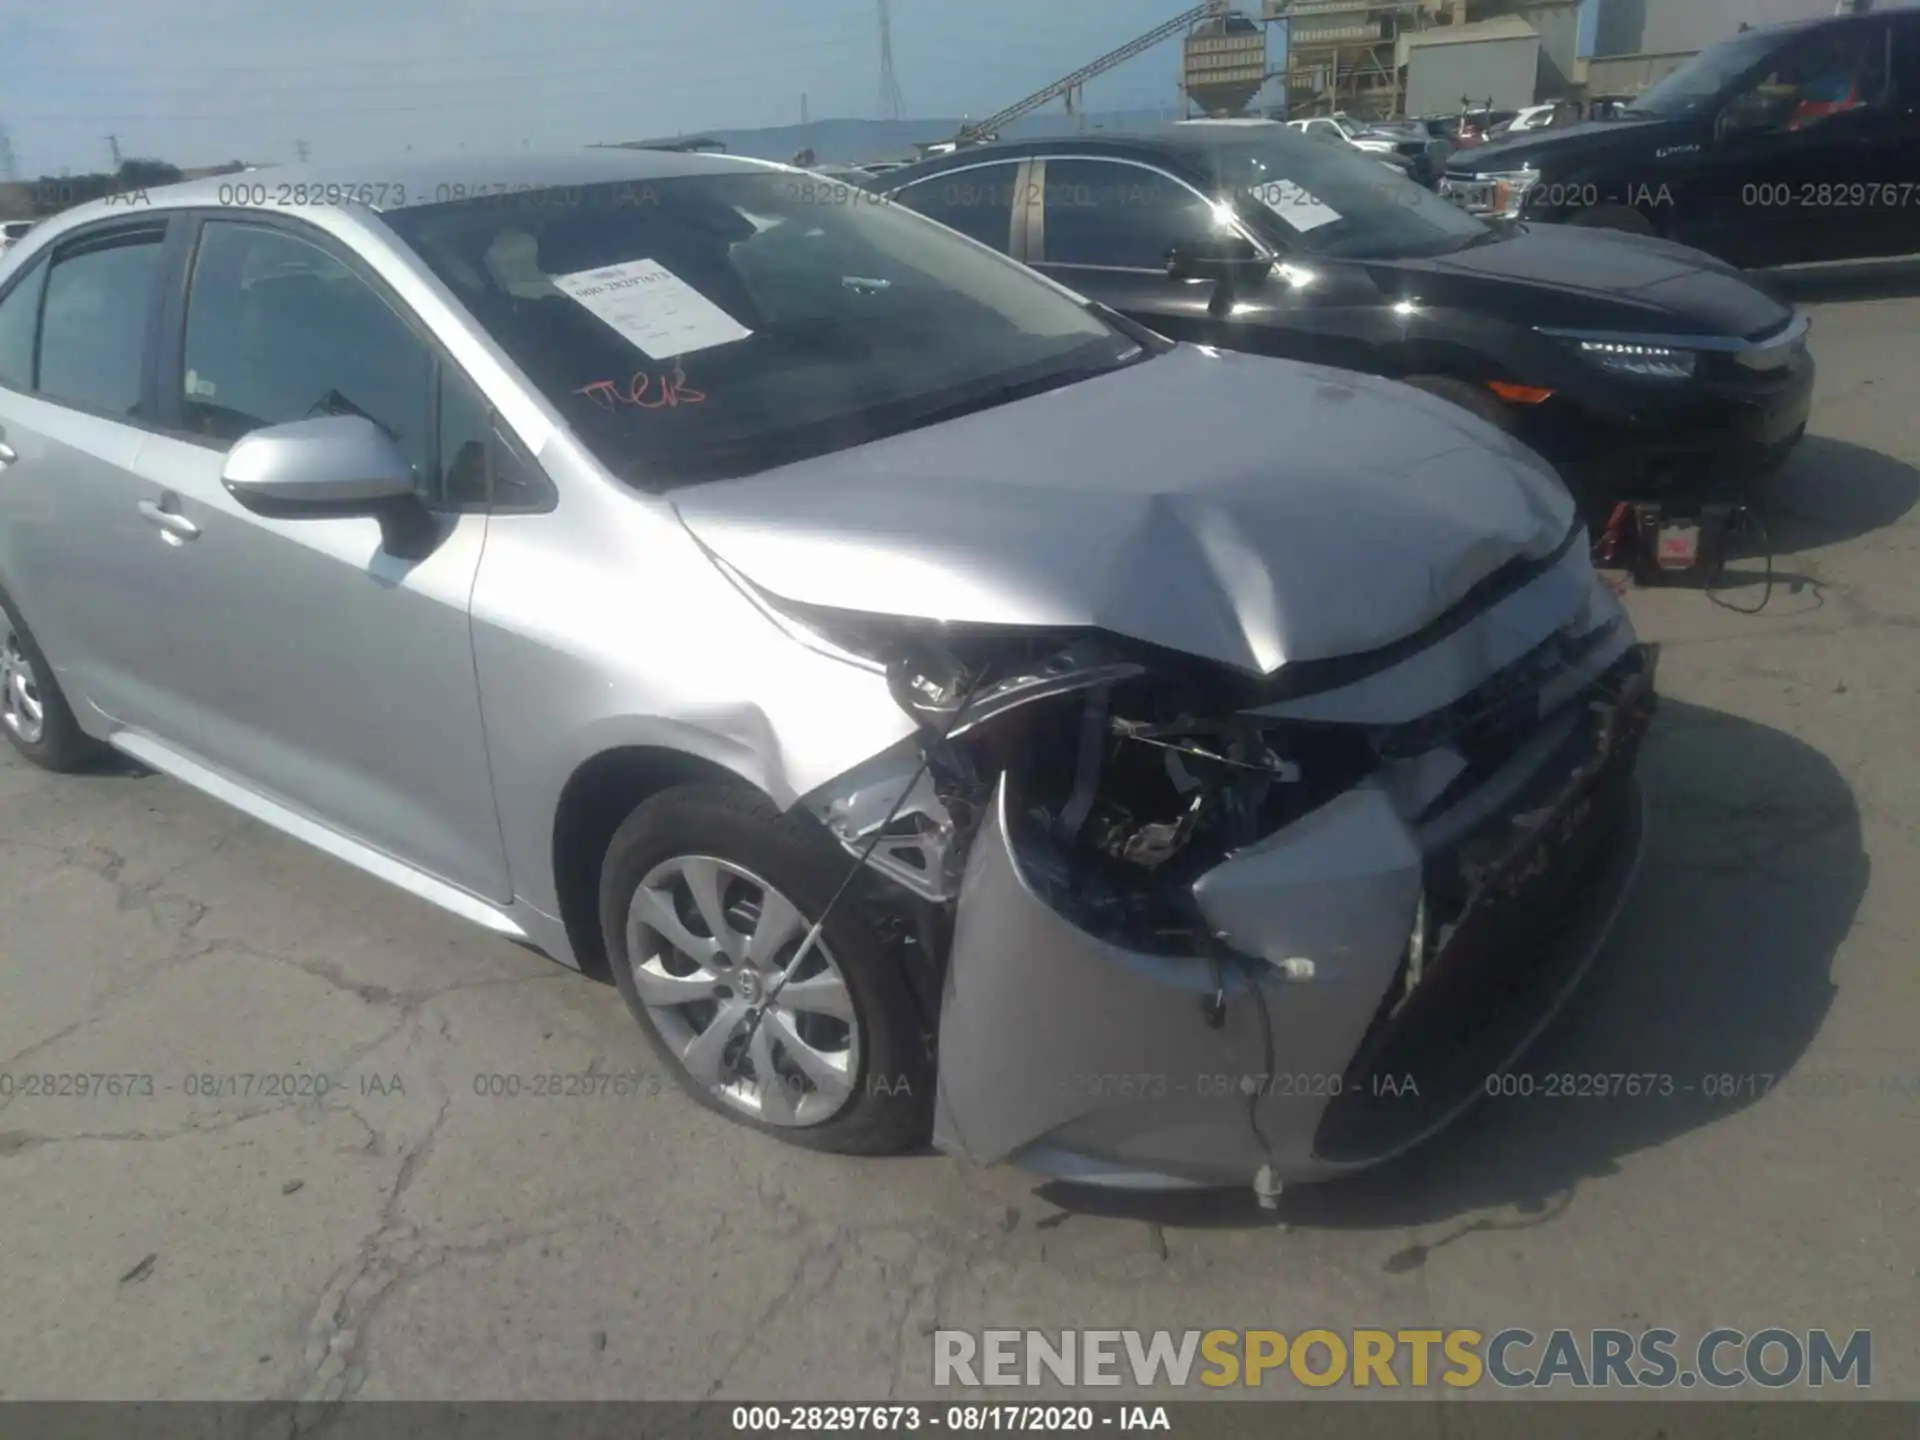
xmin=2 ymin=279 xmax=1917 ymax=1409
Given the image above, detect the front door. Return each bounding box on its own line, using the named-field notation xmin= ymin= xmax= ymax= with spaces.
xmin=128 ymin=214 xmax=512 ymax=901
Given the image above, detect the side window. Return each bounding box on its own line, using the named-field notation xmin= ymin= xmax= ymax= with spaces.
xmin=39 ymin=228 xmax=166 ymax=416
xmin=180 ymin=221 xmax=435 ymax=482
xmin=436 ymin=364 xmax=494 ymax=509
xmin=0 ymin=258 xmax=46 ymax=392
xmin=435 ymin=361 xmax=550 ymax=513
xmin=1725 ymin=24 xmax=1892 ymax=135
xmin=1041 ymin=160 xmax=1219 ymax=270
xmin=892 ymin=166 xmax=1021 ymax=252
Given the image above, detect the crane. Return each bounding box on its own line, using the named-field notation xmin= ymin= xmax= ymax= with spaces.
xmin=953 ymin=1 xmax=1231 ymax=145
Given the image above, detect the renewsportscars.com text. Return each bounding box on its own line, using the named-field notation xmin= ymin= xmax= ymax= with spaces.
xmin=933 ymin=1328 xmax=1871 ymax=1391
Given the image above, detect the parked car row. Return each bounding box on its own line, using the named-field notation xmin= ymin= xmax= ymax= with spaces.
xmin=0 ymin=136 xmax=1673 ymax=1195
xmin=871 ymin=121 xmax=1813 ymax=536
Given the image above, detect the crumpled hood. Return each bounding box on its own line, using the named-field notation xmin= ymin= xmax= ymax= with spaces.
xmin=670 ymin=345 xmax=1576 ymax=675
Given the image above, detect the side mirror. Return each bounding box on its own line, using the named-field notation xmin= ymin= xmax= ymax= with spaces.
xmin=222 ymin=414 xmax=440 ymax=556
xmin=222 ymin=414 xmax=418 ymax=515
xmin=1166 ymin=234 xmax=1270 ymax=284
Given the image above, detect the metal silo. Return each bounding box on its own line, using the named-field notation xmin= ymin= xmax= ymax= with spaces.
xmin=1182 ymin=10 xmax=1271 ymax=116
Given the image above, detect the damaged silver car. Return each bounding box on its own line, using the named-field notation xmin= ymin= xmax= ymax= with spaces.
xmin=0 ymin=152 xmax=1655 ymax=1194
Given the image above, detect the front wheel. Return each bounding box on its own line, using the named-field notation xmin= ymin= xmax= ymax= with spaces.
xmin=598 ymin=783 xmax=933 ymax=1154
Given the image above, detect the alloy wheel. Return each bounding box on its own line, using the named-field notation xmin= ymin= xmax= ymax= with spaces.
xmin=625 ymin=854 xmax=860 ymax=1127
xmin=0 ymin=609 xmax=45 ymax=747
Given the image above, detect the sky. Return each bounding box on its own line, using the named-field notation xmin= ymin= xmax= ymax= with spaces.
xmin=0 ymin=0 xmax=1223 ymax=176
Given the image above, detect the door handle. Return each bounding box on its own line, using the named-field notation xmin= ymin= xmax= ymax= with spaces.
xmin=137 ymin=498 xmax=201 ymax=541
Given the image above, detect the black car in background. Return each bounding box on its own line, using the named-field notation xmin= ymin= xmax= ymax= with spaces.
xmin=871 ymin=125 xmax=1813 ymax=524
xmin=1441 ymin=10 xmax=1920 ymax=268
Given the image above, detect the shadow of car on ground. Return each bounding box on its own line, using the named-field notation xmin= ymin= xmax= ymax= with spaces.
xmin=1756 ymin=434 xmax=1920 ymax=556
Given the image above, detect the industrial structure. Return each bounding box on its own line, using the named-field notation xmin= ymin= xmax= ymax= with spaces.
xmin=1272 ymin=0 xmax=1426 ymax=118
xmin=1399 ymin=12 xmax=1546 ymax=114
xmin=922 ymin=0 xmax=1857 ymax=155
xmin=950 ymin=1 xmax=1275 ymax=145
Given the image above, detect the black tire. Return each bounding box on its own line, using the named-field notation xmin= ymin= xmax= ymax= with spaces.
xmin=1565 ymin=203 xmax=1656 ymax=237
xmin=1401 ymin=373 xmax=1518 ymax=432
xmin=598 ymin=782 xmax=933 ymax=1155
xmin=0 ymin=588 xmax=105 ymax=772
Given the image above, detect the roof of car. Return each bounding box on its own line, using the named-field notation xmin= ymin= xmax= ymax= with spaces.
xmin=875 ymin=127 xmax=1307 ymax=185
xmin=85 ymin=149 xmax=791 ymax=216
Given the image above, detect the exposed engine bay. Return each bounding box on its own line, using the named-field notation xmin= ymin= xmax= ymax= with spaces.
xmin=808 ymin=610 xmax=1653 ymax=974
xmin=761 ymin=523 xmax=1659 ymax=1188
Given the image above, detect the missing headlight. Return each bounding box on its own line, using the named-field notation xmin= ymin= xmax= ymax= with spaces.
xmin=1000 ymin=669 xmax=1382 ymax=953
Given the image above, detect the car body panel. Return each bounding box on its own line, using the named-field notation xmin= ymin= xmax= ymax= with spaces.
xmin=934 ymin=642 xmax=1653 ymax=1185
xmin=462 ymin=438 xmax=919 ymax=925
xmin=0 ymin=391 xmax=203 ymax=740
xmin=123 ymin=429 xmax=515 ymax=902
xmin=670 ymin=344 xmax=1574 ymax=675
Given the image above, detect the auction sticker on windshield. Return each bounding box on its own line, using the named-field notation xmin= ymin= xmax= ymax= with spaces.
xmin=552 ymin=258 xmax=753 ymax=360
xmin=1248 ymin=180 xmax=1342 ymax=233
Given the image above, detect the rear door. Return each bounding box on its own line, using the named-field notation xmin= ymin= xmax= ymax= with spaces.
xmin=126 ymin=212 xmax=512 ymax=900
xmin=0 ymin=219 xmax=198 ymax=741
xmin=1024 ymin=156 xmax=1234 ymax=342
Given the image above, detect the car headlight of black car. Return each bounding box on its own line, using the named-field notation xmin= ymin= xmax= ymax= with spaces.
xmin=1450 ymin=166 xmax=1541 ymax=218
xmin=1555 ymin=334 xmax=1700 ymax=382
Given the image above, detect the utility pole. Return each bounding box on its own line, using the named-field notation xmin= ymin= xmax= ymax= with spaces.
xmin=876 ymin=0 xmax=906 ymax=121
xmin=0 ymin=122 xmax=17 ymax=182
xmin=294 ymin=138 xmax=310 ymax=162
xmin=106 ymin=133 xmax=123 ymax=168
xmin=801 ymin=91 xmax=810 ymax=127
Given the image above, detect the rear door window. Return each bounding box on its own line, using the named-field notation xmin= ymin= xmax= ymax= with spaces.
xmin=38 ymin=227 xmax=166 ymax=416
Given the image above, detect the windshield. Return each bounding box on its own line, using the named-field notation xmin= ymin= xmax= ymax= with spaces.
xmin=1331 ymin=116 xmax=1367 ymax=139
xmin=385 ymin=171 xmax=1139 ymax=488
xmin=1626 ymin=30 xmax=1784 ymax=116
xmin=1207 ymin=137 xmax=1490 ymax=260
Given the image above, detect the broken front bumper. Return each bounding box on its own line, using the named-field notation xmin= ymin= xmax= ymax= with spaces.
xmin=931 ymin=646 xmax=1656 ymax=1189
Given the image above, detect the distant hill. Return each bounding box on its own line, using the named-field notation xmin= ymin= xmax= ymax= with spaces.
xmin=609 ymin=110 xmax=1198 ymax=166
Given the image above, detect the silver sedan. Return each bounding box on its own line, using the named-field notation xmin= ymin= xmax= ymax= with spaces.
xmin=0 ymin=151 xmax=1653 ymax=1196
